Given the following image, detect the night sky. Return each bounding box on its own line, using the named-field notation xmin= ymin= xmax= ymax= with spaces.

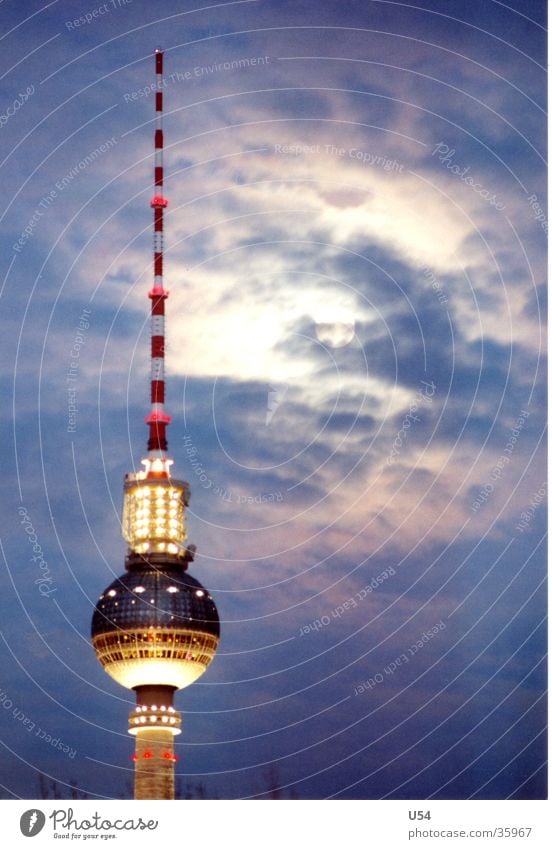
xmin=0 ymin=0 xmax=546 ymax=800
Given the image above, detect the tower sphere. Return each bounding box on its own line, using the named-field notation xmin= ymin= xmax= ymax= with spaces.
xmin=91 ymin=557 xmax=219 ymax=691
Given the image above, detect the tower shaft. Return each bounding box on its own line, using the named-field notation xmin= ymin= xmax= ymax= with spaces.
xmin=134 ymin=729 xmax=176 ymax=800
xmin=130 ymin=685 xmax=181 ymax=801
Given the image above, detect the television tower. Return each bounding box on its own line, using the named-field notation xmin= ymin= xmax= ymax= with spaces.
xmin=91 ymin=49 xmax=220 ymax=800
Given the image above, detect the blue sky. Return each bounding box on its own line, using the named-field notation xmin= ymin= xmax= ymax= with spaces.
xmin=0 ymin=0 xmax=546 ymax=800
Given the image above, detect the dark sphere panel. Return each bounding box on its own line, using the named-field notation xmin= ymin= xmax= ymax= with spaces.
xmin=91 ymin=568 xmax=220 ymax=639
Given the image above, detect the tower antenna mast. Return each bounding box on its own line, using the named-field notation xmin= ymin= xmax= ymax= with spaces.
xmin=146 ymin=48 xmax=171 ymax=464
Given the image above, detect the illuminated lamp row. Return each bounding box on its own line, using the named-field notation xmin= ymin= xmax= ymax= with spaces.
xmin=132 ymin=715 xmax=178 ymax=724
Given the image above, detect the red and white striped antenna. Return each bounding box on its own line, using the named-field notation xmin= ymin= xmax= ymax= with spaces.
xmin=145 ymin=48 xmax=171 ymax=476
